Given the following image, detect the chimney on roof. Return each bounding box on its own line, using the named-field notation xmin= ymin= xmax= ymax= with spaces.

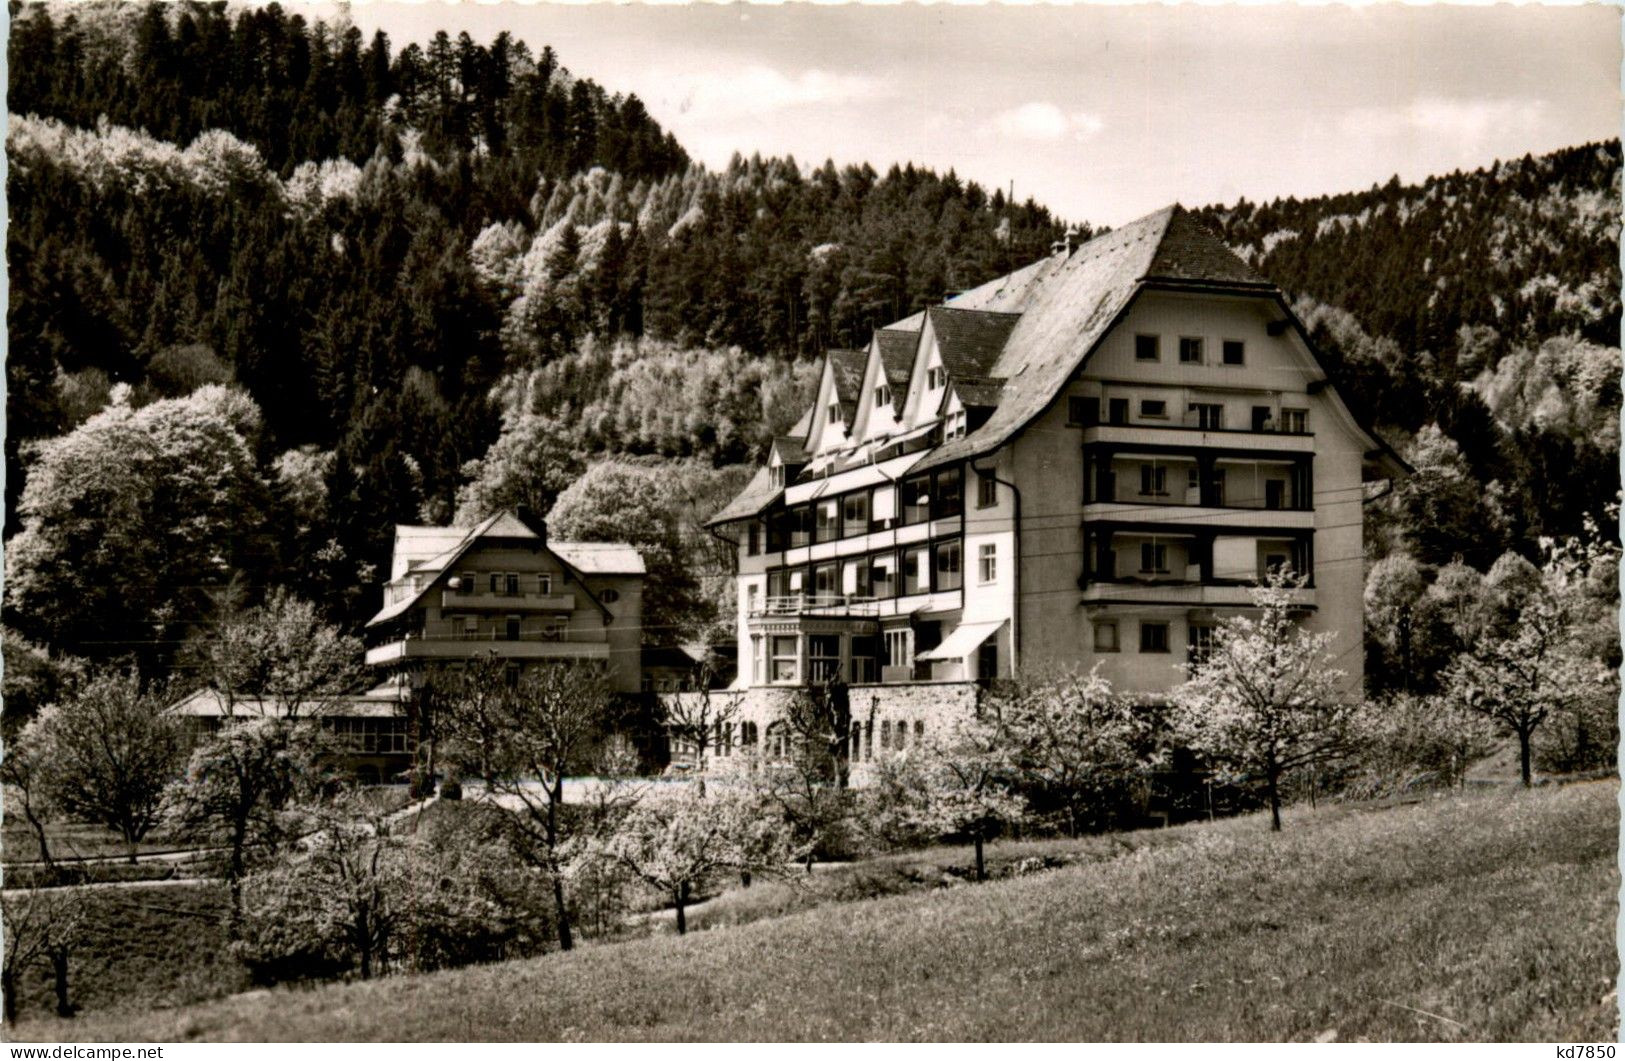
xmin=515 ymin=506 xmax=547 ymax=546
xmin=1052 ymin=227 xmax=1081 ymax=256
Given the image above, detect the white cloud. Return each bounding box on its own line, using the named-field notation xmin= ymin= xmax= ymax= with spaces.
xmin=1338 ymin=97 xmax=1548 ymax=151
xmin=989 ymin=102 xmax=1106 ymax=143
xmin=665 ymin=66 xmax=887 ymax=123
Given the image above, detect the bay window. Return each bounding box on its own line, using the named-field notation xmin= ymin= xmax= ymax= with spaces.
xmin=808 ymin=635 xmax=841 ymax=682
xmin=771 ymin=636 xmax=799 ymax=682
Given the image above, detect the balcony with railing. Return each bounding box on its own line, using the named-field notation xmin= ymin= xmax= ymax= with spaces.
xmin=1080 ymin=580 xmax=1316 ymax=609
xmin=750 ymin=594 xmax=883 ymax=618
xmin=1082 ymin=420 xmax=1316 ymax=457
xmin=1084 ymin=448 xmax=1313 ymax=515
xmin=365 ymin=624 xmax=610 ymax=666
xmin=1080 ymin=527 xmax=1315 ymax=609
xmin=440 ymin=589 xmax=577 ymax=612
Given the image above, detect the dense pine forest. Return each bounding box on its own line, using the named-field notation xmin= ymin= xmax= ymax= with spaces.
xmin=5 ymin=1 xmax=1619 ymax=677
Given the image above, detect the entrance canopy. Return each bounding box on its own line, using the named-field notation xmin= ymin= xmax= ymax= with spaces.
xmin=917 ymin=619 xmax=1005 ymax=662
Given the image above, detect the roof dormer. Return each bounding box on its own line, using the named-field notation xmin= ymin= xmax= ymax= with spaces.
xmin=899 ymin=307 xmax=1019 ymax=430
xmin=806 ymin=348 xmax=867 ymax=457
xmin=768 ymin=436 xmax=808 ymax=488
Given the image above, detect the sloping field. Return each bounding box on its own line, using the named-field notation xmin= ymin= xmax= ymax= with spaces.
xmin=18 ymin=782 xmax=1617 ymax=1042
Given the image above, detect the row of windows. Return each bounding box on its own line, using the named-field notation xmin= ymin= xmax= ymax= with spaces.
xmin=1134 ymin=334 xmax=1246 ymax=366
xmin=449 ymin=572 xmax=554 ymax=596
xmin=1067 ymin=396 xmax=1309 ymax=433
xmin=751 ymin=467 xmax=975 ymax=553
xmin=761 ymin=538 xmax=992 ymax=601
xmin=1087 ymin=537 xmax=1310 ymax=581
xmin=676 ymin=718 xmax=925 ymax=762
xmin=322 ymin=717 xmax=410 ymax=754
xmin=751 ymin=469 xmax=1000 ymax=555
xmin=452 ymin=616 xmax=566 ymax=641
xmin=1091 ymin=620 xmax=1213 ymax=660
xmin=1086 ymin=458 xmax=1308 ymax=510
xmin=850 ymin=719 xmax=926 ymax=761
xmin=445 ymin=572 xmax=619 ymax=606
xmin=758 ymin=631 xmax=900 ymax=684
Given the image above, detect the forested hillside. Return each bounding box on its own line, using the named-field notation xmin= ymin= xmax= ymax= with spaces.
xmin=1191 ymin=144 xmax=1621 ymax=568
xmin=1197 ymin=144 xmax=1620 ymax=355
xmin=3 ymin=1 xmax=1070 ymax=669
xmin=5 ymin=0 xmax=1618 ymax=675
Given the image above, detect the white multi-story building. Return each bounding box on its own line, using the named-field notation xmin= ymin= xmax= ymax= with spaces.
xmin=703 ymin=205 xmax=1403 ymax=729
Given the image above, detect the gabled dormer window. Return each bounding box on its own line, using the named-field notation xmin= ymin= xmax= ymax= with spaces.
xmin=874 ymin=384 xmax=892 ymax=408
xmin=945 ymin=410 xmax=967 ymax=439
xmin=927 ymin=366 xmax=946 ymax=390
xmin=827 ymin=402 xmax=842 ymax=424
xmin=770 ymin=465 xmax=785 ymax=489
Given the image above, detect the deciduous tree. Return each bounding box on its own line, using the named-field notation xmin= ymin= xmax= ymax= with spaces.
xmin=546 ymin=459 xmax=708 ymax=644
xmin=5 ymin=386 xmax=271 ymax=673
xmin=1171 ymin=571 xmax=1356 ymax=831
xmin=865 ymin=711 xmax=1027 ymax=881
xmin=997 ymin=666 xmax=1161 ymax=837
xmin=166 ymin=717 xmax=329 ymax=929
xmin=189 ymin=587 xmax=365 ymax=719
xmin=237 ymin=792 xmax=405 ymax=983
xmin=1351 ymin=692 xmax=1499 ymax=794
xmin=440 ymin=657 xmax=614 ymax=952
xmin=1 ymin=714 xmax=64 ymax=875
xmin=1444 ymin=522 xmax=1618 ymax=786
xmin=0 ymin=886 xmax=87 ymax=1024
xmin=601 ymin=786 xmax=791 ymax=934
xmin=1364 ymin=552 xmax=1433 ymax=693
xmin=33 ymin=669 xmax=187 ymax=862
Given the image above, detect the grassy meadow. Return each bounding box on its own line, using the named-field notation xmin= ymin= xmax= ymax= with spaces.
xmin=2 ymin=820 xmax=193 ymax=864
xmin=14 ymin=780 xmax=1615 ymax=1043
xmin=7 ymin=882 xmax=243 ymax=1022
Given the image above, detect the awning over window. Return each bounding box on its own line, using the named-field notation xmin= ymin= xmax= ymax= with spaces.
xmin=784 ymin=453 xmax=920 ymax=505
xmin=916 ymin=619 xmax=1006 ymax=662
xmin=877 ymin=422 xmax=938 ymax=453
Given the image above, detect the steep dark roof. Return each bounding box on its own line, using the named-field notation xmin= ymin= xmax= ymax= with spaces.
xmin=950 ymin=377 xmax=1007 ymax=410
xmin=1142 ymin=206 xmax=1270 ymax=287
xmin=705 ymin=465 xmax=782 ymax=527
xmin=827 ymin=348 xmax=868 ymax=416
xmin=911 ymin=203 xmax=1398 ymax=474
xmin=927 ymin=306 xmax=1021 ymax=379
xmin=708 ymin=202 xmax=1401 ymax=528
xmin=771 ymin=436 xmax=808 ymax=465
xmin=876 ymin=328 xmax=918 ymax=412
xmin=914 ymin=206 xmax=1181 ymax=471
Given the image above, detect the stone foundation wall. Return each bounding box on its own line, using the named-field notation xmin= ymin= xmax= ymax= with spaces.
xmin=656 ymin=682 xmax=983 ymax=786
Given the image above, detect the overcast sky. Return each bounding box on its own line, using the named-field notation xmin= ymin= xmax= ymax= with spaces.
xmin=329 ymin=2 xmax=1619 ymax=228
